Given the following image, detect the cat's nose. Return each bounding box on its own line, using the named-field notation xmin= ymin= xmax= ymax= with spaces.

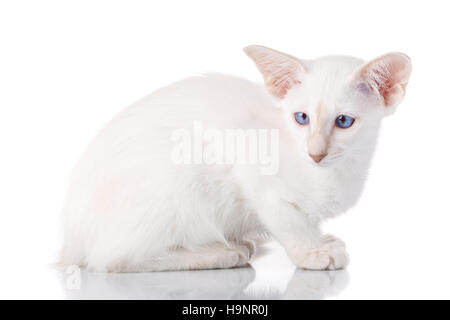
xmin=309 ymin=153 xmax=327 ymax=163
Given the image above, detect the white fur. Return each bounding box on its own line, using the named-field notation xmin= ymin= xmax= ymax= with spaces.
xmin=60 ymin=46 xmax=411 ymax=272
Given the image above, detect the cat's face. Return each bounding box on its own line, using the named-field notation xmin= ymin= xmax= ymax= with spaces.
xmin=245 ymin=46 xmax=411 ymax=166
xmin=282 ymin=57 xmax=384 ymax=167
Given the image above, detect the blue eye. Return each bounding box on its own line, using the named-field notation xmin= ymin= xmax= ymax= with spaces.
xmin=335 ymin=115 xmax=355 ymax=129
xmin=294 ymin=112 xmax=309 ymax=125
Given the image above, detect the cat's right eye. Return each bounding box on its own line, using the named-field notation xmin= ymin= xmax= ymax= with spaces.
xmin=294 ymin=112 xmax=310 ymax=125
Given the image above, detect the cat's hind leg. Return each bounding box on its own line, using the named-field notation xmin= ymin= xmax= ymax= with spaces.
xmin=109 ymin=242 xmax=252 ymax=272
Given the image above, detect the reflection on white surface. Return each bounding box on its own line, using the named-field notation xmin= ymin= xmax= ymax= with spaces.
xmin=61 ymin=268 xmax=348 ymax=300
xmin=60 ymin=242 xmax=349 ymax=300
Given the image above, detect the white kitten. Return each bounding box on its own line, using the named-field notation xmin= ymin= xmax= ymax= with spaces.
xmin=59 ymin=45 xmax=411 ymax=272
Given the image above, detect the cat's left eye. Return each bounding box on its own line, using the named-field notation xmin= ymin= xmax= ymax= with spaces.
xmin=335 ymin=115 xmax=355 ymax=129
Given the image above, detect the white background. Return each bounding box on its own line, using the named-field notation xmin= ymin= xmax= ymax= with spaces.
xmin=1 ymin=0 xmax=449 ymax=299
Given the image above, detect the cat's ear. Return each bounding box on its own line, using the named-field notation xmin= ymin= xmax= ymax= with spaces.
xmin=355 ymin=52 xmax=412 ymax=114
xmin=244 ymin=45 xmax=305 ymax=99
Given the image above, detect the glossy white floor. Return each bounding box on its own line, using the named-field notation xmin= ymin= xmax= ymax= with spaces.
xmin=8 ymin=236 xmax=448 ymax=300
xmin=57 ymin=242 xmax=350 ymax=300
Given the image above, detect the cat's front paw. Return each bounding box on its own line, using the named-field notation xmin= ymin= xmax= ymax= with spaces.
xmin=291 ymin=235 xmax=350 ymax=270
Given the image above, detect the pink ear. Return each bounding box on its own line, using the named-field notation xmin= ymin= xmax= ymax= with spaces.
xmin=244 ymin=45 xmax=304 ymax=99
xmin=357 ymin=52 xmax=412 ymax=108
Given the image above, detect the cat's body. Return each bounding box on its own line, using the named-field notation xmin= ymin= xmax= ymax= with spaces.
xmin=60 ymin=47 xmax=411 ymax=272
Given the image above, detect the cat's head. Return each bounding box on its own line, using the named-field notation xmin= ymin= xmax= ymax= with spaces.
xmin=245 ymin=45 xmax=411 ymax=167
